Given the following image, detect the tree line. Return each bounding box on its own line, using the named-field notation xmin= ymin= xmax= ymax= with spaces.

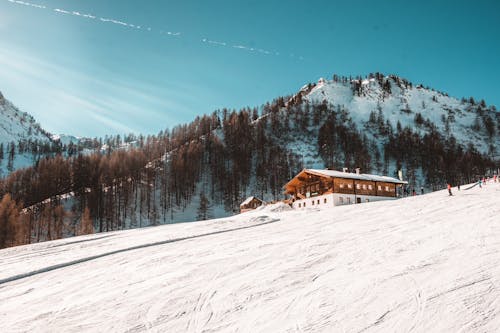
xmin=0 ymin=75 xmax=498 ymax=248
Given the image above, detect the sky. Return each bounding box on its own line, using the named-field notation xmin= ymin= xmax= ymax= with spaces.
xmin=0 ymin=0 xmax=499 ymax=137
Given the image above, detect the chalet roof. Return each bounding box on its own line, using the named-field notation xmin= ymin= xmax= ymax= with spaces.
xmin=284 ymin=169 xmax=407 ymax=191
xmin=240 ymin=196 xmax=263 ymax=207
xmin=306 ymin=169 xmax=408 ymax=184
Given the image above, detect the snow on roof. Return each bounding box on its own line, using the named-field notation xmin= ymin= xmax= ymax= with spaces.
xmin=306 ymin=169 xmax=408 ymax=184
xmin=240 ymin=196 xmax=263 ymax=207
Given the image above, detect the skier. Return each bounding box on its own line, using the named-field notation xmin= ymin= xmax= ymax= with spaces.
xmin=420 ymin=186 xmax=424 ymax=195
xmin=457 ymin=183 xmax=460 ymax=191
xmin=478 ymin=179 xmax=482 ymax=188
xmin=447 ymin=183 xmax=452 ymax=196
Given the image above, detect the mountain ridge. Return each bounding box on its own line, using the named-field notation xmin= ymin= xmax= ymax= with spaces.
xmin=0 ymin=73 xmax=498 ymax=247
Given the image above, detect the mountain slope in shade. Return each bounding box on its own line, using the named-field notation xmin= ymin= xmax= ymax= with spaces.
xmin=0 ymin=91 xmax=52 ymax=146
xmin=0 ymin=91 xmax=56 ymax=175
xmin=0 ymin=91 xmax=100 ymax=176
xmin=1 ymin=181 xmax=499 ymax=332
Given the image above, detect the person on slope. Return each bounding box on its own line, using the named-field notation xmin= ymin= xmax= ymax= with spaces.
xmin=447 ymin=183 xmax=453 ymax=196
xmin=478 ymin=179 xmax=482 ymax=188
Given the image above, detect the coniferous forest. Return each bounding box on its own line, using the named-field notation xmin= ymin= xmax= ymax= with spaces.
xmin=0 ymin=74 xmax=498 ymax=248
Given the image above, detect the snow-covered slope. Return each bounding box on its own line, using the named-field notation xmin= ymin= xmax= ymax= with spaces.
xmin=51 ymin=134 xmax=80 ymax=146
xmin=286 ymin=75 xmax=499 ymax=164
xmin=0 ymin=91 xmax=100 ymax=176
xmin=0 ymin=91 xmax=54 ymax=175
xmin=1 ymin=181 xmax=499 ymax=332
xmin=0 ymin=91 xmax=51 ymax=146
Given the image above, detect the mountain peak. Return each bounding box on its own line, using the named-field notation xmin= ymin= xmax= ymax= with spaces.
xmin=285 ymin=73 xmax=499 ymax=161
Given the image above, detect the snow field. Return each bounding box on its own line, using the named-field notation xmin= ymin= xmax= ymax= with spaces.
xmin=0 ymin=181 xmax=500 ymax=332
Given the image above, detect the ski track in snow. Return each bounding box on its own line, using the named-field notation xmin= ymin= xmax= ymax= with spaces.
xmin=1 ymin=182 xmax=500 ymax=332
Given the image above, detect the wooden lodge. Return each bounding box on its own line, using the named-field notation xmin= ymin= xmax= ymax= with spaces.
xmin=240 ymin=196 xmax=264 ymax=213
xmin=284 ymin=168 xmax=407 ymax=209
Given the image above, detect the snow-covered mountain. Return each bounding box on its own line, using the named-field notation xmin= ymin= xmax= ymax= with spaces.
xmin=1 ymin=74 xmax=498 ymax=244
xmin=0 ymin=91 xmax=52 ymax=145
xmin=284 ymin=74 xmax=499 ymax=168
xmin=1 ymin=181 xmax=499 ymax=332
xmin=51 ymin=134 xmax=81 ymax=146
xmin=0 ymin=91 xmax=55 ymax=175
xmin=0 ymin=91 xmax=106 ymax=176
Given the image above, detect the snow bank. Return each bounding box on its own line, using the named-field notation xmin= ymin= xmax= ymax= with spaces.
xmin=259 ymin=201 xmax=293 ymax=212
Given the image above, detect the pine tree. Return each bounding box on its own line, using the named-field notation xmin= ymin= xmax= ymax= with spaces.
xmin=0 ymin=194 xmax=22 ymax=248
xmin=7 ymin=142 xmax=15 ymax=172
xmin=53 ymin=205 xmax=66 ymax=240
xmin=79 ymin=207 xmax=94 ymax=235
xmin=196 ymin=191 xmax=211 ymax=221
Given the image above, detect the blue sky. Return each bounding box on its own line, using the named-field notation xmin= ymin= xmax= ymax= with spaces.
xmin=0 ymin=0 xmax=499 ymax=137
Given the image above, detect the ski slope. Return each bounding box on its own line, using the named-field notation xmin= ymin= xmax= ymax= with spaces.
xmin=1 ymin=182 xmax=500 ymax=332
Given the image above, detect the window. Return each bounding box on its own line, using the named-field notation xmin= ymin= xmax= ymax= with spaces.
xmin=347 ymin=183 xmax=353 ymax=189
xmin=324 ymin=198 xmax=327 ymax=204
xmin=298 ymin=203 xmax=301 ymax=208
xmin=365 ymin=198 xmax=370 ymax=203
xmin=340 ymin=183 xmax=345 ymax=189
xmin=347 ymin=197 xmax=351 ymax=204
xmin=304 ymin=202 xmax=306 ymax=207
xmin=339 ymin=197 xmax=344 ymax=204
xmin=362 ymin=184 xmax=367 ymax=190
xmin=378 ymin=185 xmax=382 ymax=191
xmin=368 ymin=185 xmax=373 ymax=190
xmin=385 ymin=186 xmax=389 ymax=191
xmin=356 ymin=184 xmax=361 ymax=189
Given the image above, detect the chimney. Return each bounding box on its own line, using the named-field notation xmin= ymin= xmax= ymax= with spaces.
xmin=355 ymin=168 xmax=361 ymax=174
xmin=342 ymin=167 xmax=348 ymax=173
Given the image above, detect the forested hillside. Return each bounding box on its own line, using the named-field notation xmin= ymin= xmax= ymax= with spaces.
xmin=0 ymin=73 xmax=498 ymax=248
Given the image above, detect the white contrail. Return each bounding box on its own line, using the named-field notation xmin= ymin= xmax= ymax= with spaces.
xmin=7 ymin=0 xmax=45 ymax=9
xmin=202 ymin=38 xmax=286 ymax=58
xmin=72 ymin=11 xmax=96 ymax=20
xmin=54 ymin=8 xmax=70 ymax=15
xmin=4 ymin=0 xmax=302 ymax=60
xmin=202 ymin=38 xmax=227 ymax=46
xmin=160 ymin=31 xmax=181 ymax=36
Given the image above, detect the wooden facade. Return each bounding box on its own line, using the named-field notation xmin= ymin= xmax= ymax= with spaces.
xmin=284 ymin=169 xmax=406 ymax=204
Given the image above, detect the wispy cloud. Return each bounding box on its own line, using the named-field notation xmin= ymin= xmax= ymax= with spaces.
xmin=3 ymin=0 xmax=302 ymax=59
xmin=0 ymin=47 xmax=196 ymax=135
